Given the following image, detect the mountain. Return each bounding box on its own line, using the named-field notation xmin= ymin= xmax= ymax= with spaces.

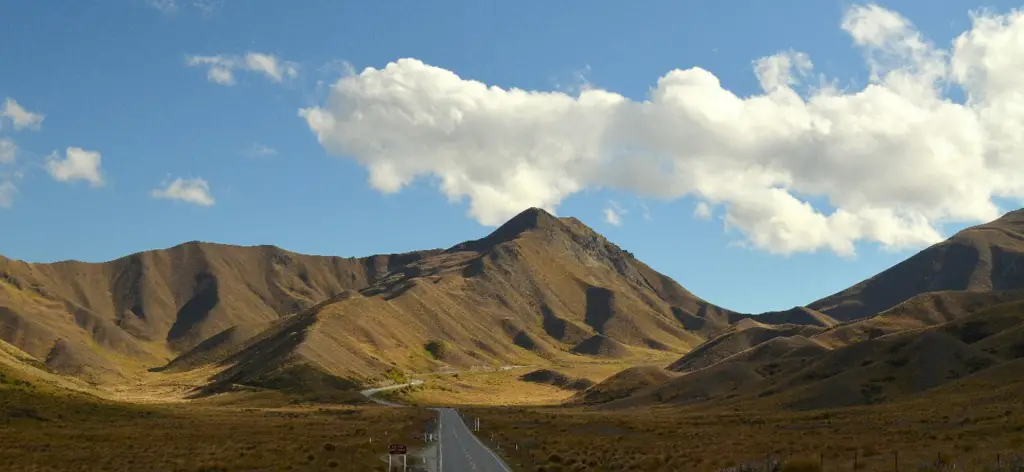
xmin=808 ymin=209 xmax=1024 ymax=321
xmin=0 ymin=242 xmax=438 ymax=383
xmin=0 ymin=207 xmax=740 ymax=393
xmin=572 ymin=209 xmax=1024 ymax=411
xmin=584 ymin=291 xmax=1024 ymax=410
xmin=183 ymin=208 xmax=742 ymax=390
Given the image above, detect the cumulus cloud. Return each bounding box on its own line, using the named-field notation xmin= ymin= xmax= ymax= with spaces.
xmin=0 ymin=138 xmax=15 ymax=164
xmin=187 ymin=52 xmax=298 ymax=85
xmin=47 ymin=147 xmax=104 ymax=187
xmin=0 ymin=181 xmax=15 ymax=208
xmin=151 ymin=177 xmax=215 ymax=206
xmin=301 ymin=4 xmax=1024 ymax=256
xmin=1 ymin=98 xmax=44 ymax=131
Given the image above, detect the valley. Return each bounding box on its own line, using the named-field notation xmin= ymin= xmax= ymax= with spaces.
xmin=4 ymin=207 xmax=1024 ymax=471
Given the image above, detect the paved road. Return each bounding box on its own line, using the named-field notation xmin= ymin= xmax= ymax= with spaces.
xmin=359 ymin=379 xmax=424 ymax=407
xmin=361 ymin=377 xmax=513 ymax=471
xmin=437 ymin=407 xmax=511 ymax=472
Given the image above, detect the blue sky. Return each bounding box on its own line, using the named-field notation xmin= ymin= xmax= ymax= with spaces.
xmin=2 ymin=0 xmax=1023 ymax=313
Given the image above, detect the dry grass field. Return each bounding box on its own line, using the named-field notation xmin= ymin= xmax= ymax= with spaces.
xmin=463 ymin=372 xmax=1024 ymax=472
xmin=380 ymin=361 xmax=657 ymax=406
xmin=1 ymin=381 xmax=433 ymax=472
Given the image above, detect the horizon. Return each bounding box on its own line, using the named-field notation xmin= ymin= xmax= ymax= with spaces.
xmin=4 ymin=0 xmax=1024 ymax=312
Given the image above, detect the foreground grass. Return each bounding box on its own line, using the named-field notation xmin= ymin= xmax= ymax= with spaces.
xmin=465 ymin=392 xmax=1024 ymax=471
xmin=1 ymin=385 xmax=432 ymax=472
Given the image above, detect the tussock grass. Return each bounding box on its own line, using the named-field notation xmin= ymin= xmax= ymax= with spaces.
xmin=1 ymin=385 xmax=432 ymax=471
xmin=465 ymin=390 xmax=1024 ymax=472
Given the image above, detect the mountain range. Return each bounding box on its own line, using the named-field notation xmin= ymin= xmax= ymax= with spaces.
xmin=2 ymin=207 xmax=1024 ymax=408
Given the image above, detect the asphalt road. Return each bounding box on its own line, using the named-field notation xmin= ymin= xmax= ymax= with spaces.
xmin=437 ymin=408 xmax=511 ymax=472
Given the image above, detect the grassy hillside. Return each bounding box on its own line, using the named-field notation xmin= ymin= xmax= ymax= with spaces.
xmin=0 ymin=208 xmax=752 ymax=398
xmin=575 ymin=290 xmax=1024 ymax=413
xmin=808 ymin=209 xmax=1024 ymax=321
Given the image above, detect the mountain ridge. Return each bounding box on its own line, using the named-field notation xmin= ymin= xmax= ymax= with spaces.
xmin=0 ymin=207 xmax=744 ymax=393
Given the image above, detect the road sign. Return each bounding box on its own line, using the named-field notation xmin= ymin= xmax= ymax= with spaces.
xmin=389 ymin=444 xmax=408 ymax=455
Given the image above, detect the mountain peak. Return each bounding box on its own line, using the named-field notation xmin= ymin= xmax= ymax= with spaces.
xmin=451 ymin=207 xmax=563 ymax=252
xmin=496 ymin=207 xmax=559 ymax=233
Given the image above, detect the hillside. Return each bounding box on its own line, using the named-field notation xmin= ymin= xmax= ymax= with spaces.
xmin=0 ymin=240 xmax=439 ymax=385
xmin=582 ymin=289 xmax=1024 ymax=410
xmin=0 ymin=208 xmax=743 ymax=396
xmin=808 ymin=209 xmax=1024 ymax=321
xmin=565 ymin=209 xmax=1024 ymax=411
xmin=177 ymin=208 xmax=743 ymax=390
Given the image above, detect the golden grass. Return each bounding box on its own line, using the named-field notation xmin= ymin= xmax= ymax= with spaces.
xmin=382 ymin=361 xmax=656 ymax=407
xmin=392 ymin=371 xmax=573 ymax=406
xmin=0 ymin=384 xmax=433 ymax=472
xmin=464 ymin=385 xmax=1024 ymax=472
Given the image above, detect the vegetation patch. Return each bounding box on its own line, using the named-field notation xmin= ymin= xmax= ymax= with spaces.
xmin=425 ymin=340 xmax=449 ymax=359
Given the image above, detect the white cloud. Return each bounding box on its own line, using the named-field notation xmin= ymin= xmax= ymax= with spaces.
xmin=147 ymin=0 xmax=178 ymax=14
xmin=604 ymin=208 xmax=622 ymax=226
xmin=186 ymin=52 xmax=298 ymax=86
xmin=148 ymin=0 xmax=221 ymax=16
xmin=244 ymin=53 xmax=298 ymax=82
xmin=300 ymin=4 xmax=1024 ymax=256
xmin=151 ymin=177 xmax=215 ymax=206
xmin=47 ymin=147 xmax=104 ymax=187
xmin=604 ymin=201 xmax=625 ymax=226
xmin=694 ymin=202 xmax=712 ymax=220
xmin=243 ymin=143 xmax=278 ymax=157
xmin=1 ymin=98 xmax=44 ymax=131
xmin=0 ymin=138 xmax=16 ymax=164
xmin=640 ymin=202 xmax=652 ymax=221
xmin=0 ymin=181 xmax=15 ymax=208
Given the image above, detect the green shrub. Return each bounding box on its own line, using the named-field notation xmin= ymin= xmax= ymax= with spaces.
xmin=425 ymin=340 xmax=448 ymax=359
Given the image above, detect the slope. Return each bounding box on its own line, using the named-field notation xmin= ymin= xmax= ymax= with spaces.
xmin=809 ymin=209 xmax=1024 ymax=321
xmin=174 ymin=207 xmax=743 ymax=392
xmin=596 ymin=293 xmax=1024 ymax=411
xmin=0 ymin=242 xmax=439 ymax=384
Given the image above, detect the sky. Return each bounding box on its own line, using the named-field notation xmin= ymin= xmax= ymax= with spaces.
xmin=2 ymin=0 xmax=1024 ymax=314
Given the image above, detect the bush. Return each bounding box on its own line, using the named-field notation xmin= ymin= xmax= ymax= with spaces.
xmin=425 ymin=340 xmax=448 ymax=359
xmin=384 ymin=369 xmax=408 ymax=384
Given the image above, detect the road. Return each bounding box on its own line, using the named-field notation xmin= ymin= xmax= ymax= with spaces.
xmin=359 ymin=379 xmax=424 ymax=407
xmin=436 ymin=407 xmax=512 ymax=472
xmin=360 ymin=376 xmax=513 ymax=471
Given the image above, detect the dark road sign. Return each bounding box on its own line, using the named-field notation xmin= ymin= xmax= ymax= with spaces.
xmin=389 ymin=444 xmax=408 ymax=455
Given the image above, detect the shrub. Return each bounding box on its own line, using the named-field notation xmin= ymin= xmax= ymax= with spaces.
xmin=425 ymin=340 xmax=449 ymax=359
